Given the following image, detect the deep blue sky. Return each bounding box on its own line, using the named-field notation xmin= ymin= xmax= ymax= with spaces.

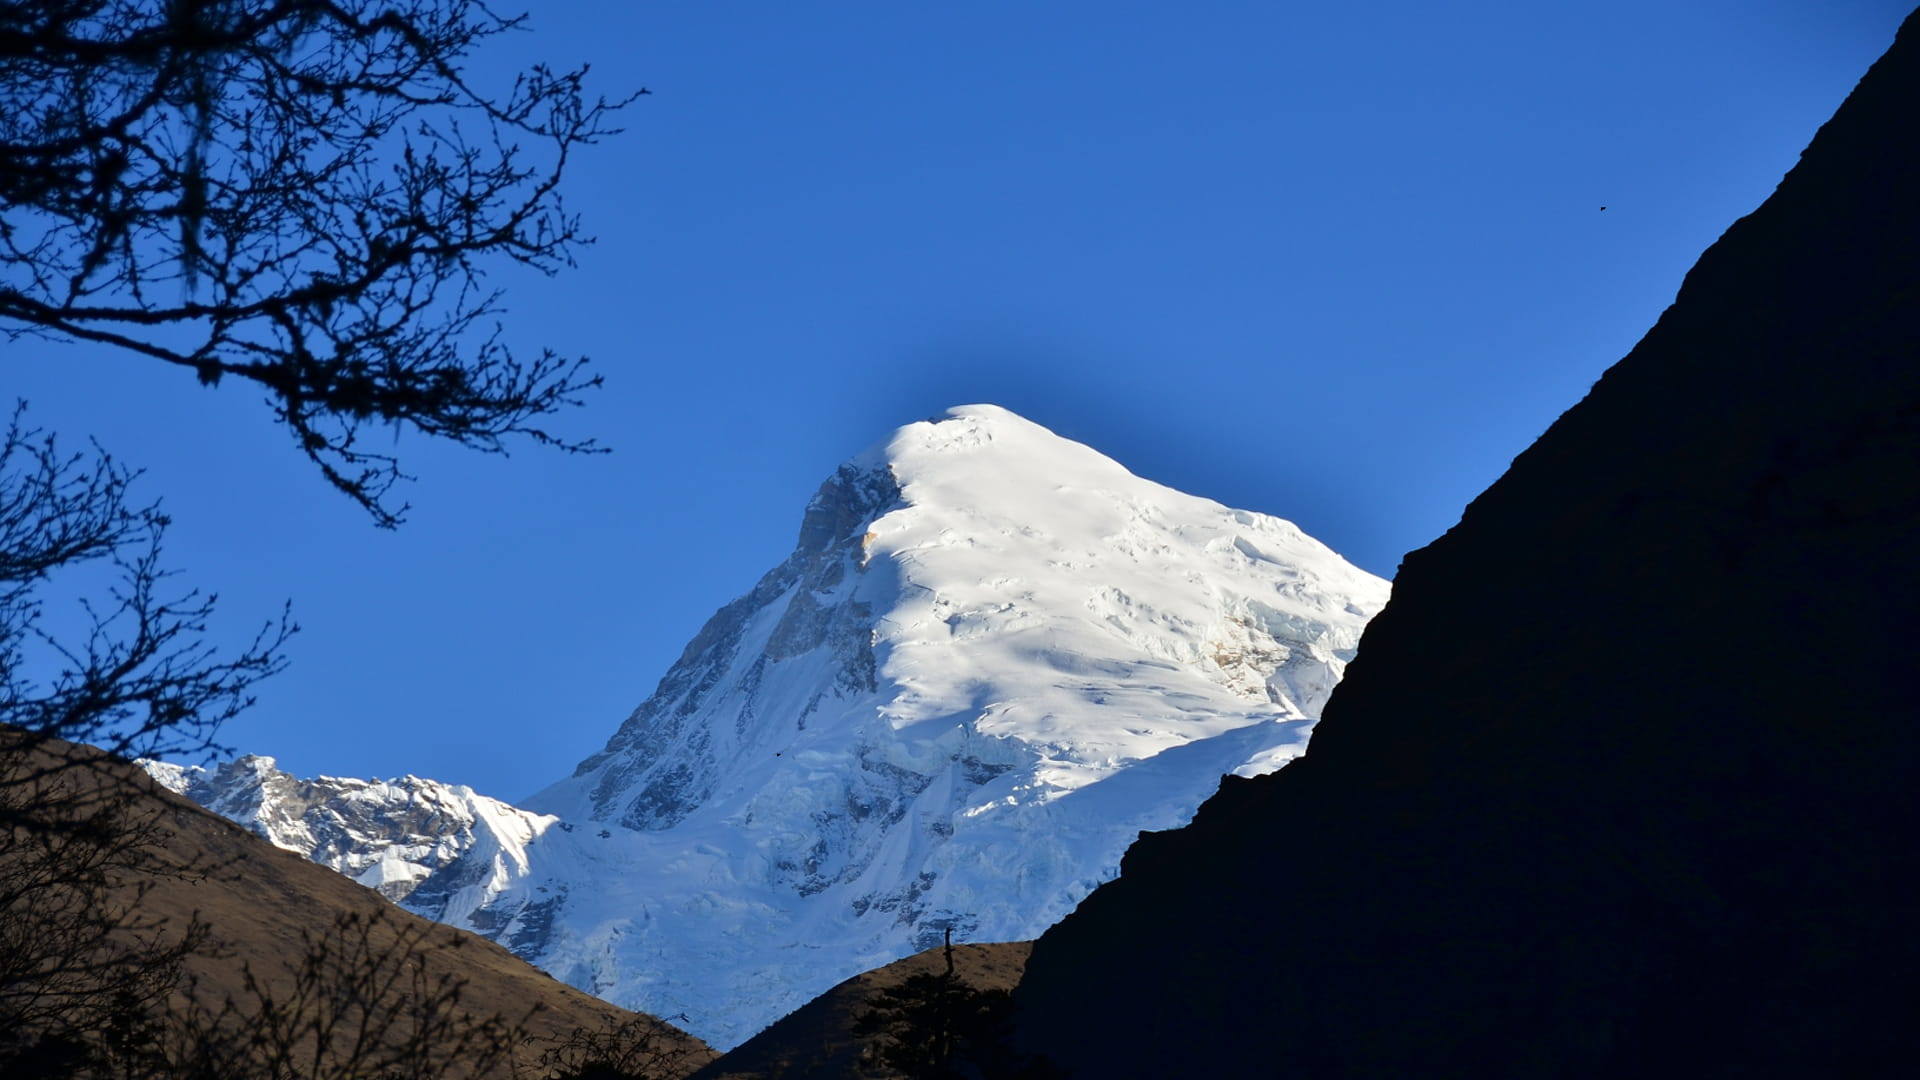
xmin=8 ymin=1 xmax=1911 ymax=801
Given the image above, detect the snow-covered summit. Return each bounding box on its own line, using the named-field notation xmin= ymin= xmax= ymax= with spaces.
xmin=535 ymin=404 xmax=1384 ymax=830
xmin=150 ymin=405 xmax=1390 ymax=1049
xmin=489 ymin=404 xmax=1390 ymax=1045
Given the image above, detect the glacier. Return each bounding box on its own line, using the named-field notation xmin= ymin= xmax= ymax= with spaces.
xmin=149 ymin=404 xmax=1390 ymax=1049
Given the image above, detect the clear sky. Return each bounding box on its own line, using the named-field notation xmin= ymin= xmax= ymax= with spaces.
xmin=7 ymin=1 xmax=1912 ymax=802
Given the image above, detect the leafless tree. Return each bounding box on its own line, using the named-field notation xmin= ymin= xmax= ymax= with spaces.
xmin=0 ymin=735 xmax=209 ymax=1078
xmin=164 ymin=907 xmax=531 ymax=1080
xmin=2 ymin=774 xmax=540 ymax=1079
xmin=0 ymin=405 xmax=292 ymax=772
xmin=1 ymin=6 xmax=638 ymax=1072
xmin=0 ymin=408 xmax=282 ymax=1077
xmin=853 ymin=931 xmax=1023 ymax=1080
xmin=1 ymin=0 xmax=636 ymax=525
xmin=529 ymin=1012 xmax=709 ymax=1080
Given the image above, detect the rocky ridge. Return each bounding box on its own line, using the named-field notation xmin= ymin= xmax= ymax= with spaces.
xmin=143 ymin=756 xmax=555 ymax=904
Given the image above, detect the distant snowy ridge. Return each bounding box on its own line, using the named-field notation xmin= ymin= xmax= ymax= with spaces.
xmin=150 ymin=405 xmax=1390 ymax=1050
xmin=142 ymin=756 xmax=555 ymax=903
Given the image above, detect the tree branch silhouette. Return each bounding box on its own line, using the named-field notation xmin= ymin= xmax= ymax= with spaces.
xmin=1 ymin=0 xmax=637 ymax=525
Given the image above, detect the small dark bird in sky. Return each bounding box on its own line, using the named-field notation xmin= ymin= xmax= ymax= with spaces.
xmin=1600 ymin=205 xmax=1608 ymax=210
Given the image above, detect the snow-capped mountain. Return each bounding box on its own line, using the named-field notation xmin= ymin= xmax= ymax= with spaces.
xmin=142 ymin=755 xmax=556 ymax=903
xmin=149 ymin=404 xmax=1390 ymax=1049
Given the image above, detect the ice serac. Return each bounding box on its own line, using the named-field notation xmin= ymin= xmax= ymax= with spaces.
xmin=488 ymin=404 xmax=1388 ymax=1048
xmin=143 ymin=756 xmax=555 ymax=903
xmin=1012 ymin=10 xmax=1920 ymax=1078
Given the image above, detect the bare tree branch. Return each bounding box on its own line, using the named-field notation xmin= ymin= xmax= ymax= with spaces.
xmin=0 ymin=404 xmax=293 ymax=771
xmin=1 ymin=1 xmax=637 ymax=526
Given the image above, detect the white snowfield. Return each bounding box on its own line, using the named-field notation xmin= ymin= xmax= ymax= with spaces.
xmin=148 ymin=405 xmax=1390 ymax=1050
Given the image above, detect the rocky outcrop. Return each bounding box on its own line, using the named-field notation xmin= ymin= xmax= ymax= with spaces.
xmin=556 ymin=462 xmax=903 ymax=831
xmin=143 ymin=755 xmax=554 ymax=904
xmin=1012 ymin=9 xmax=1920 ymax=1078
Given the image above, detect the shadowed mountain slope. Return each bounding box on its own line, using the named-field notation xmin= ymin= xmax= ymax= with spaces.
xmin=695 ymin=942 xmax=1032 ymax=1080
xmin=1012 ymin=8 xmax=1920 ymax=1079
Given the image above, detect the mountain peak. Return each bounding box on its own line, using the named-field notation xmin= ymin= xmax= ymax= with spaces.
xmin=866 ymin=403 xmax=1140 ymax=492
xmin=812 ymin=404 xmax=1127 ymax=551
xmin=542 ymin=405 xmax=1383 ymax=826
xmin=498 ymin=407 xmax=1389 ymax=1045
xmin=157 ymin=406 xmax=1393 ymax=1049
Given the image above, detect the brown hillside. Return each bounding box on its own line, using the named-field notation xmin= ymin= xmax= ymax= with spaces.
xmin=2 ymin=732 xmax=718 ymax=1078
xmin=696 ymin=941 xmax=1033 ymax=1080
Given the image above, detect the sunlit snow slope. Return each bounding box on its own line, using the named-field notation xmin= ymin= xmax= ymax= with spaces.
xmin=465 ymin=405 xmax=1390 ymax=1047
xmin=148 ymin=405 xmax=1390 ymax=1050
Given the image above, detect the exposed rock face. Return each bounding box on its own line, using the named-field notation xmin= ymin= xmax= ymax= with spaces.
xmin=555 ymin=462 xmax=901 ymax=832
xmin=1013 ymin=10 xmax=1920 ymax=1078
xmin=143 ymin=756 xmax=555 ymax=903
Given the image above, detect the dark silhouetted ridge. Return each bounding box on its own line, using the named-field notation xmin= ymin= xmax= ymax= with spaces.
xmin=1012 ymin=8 xmax=1920 ymax=1078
